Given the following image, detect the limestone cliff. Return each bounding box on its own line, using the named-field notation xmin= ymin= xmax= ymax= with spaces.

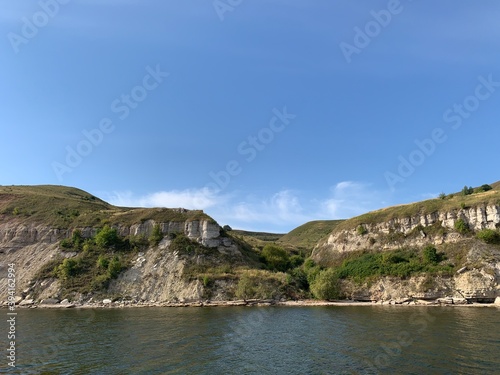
xmin=0 ymin=217 xmax=241 ymax=305
xmin=312 ymin=203 xmax=500 ymax=302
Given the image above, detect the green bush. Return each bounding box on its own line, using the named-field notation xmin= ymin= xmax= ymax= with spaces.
xmin=107 ymin=257 xmax=122 ymax=278
xmin=476 ymin=229 xmax=500 ymax=244
xmin=357 ymin=225 xmax=368 ymax=235
xmin=310 ymin=268 xmax=341 ymax=300
xmin=95 ymin=225 xmax=120 ymax=248
xmin=60 ymin=238 xmax=73 ymax=249
xmin=454 ymin=219 xmax=470 ymax=235
xmin=475 ymin=184 xmax=492 ymax=193
xmin=423 ymin=245 xmax=440 ymax=264
xmin=57 ymin=258 xmax=81 ymax=280
xmin=149 ymin=224 xmax=164 ymax=246
xmin=261 ymin=244 xmax=290 ymax=272
xmin=96 ymin=255 xmax=109 ymax=269
xmin=461 ymin=186 xmax=474 ymax=196
xmin=91 ymin=274 xmax=111 ymax=291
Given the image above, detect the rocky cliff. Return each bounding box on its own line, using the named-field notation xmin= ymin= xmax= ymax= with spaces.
xmin=0 ymin=216 xmax=241 ymax=306
xmin=312 ymin=202 xmax=500 ymax=302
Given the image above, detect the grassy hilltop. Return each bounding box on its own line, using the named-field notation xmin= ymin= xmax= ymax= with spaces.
xmin=0 ymin=185 xmax=211 ymax=228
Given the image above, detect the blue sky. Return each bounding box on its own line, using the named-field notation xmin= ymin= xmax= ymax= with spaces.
xmin=1 ymin=1 xmax=499 ymax=232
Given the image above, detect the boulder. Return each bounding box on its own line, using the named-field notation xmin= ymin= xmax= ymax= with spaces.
xmin=40 ymin=298 xmax=60 ymax=305
xmin=19 ymin=299 xmax=34 ymax=306
xmin=102 ymin=299 xmax=112 ymax=304
xmin=59 ymin=299 xmax=75 ymax=308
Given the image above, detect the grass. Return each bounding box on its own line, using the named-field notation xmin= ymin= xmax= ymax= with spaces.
xmin=333 ymin=181 xmax=500 ymax=232
xmin=279 ymin=220 xmax=344 ymax=251
xmin=0 ymin=185 xmax=212 ymax=229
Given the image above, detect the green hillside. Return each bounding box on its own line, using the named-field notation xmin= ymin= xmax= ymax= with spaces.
xmin=279 ymin=220 xmax=344 ymax=250
xmin=0 ymin=185 xmax=211 ymax=228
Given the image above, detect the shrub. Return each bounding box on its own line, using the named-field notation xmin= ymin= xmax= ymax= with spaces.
xmin=97 ymin=255 xmax=109 ymax=269
xmin=91 ymin=274 xmax=111 ymax=291
xmin=149 ymin=224 xmax=164 ymax=246
xmin=72 ymin=229 xmax=83 ymax=248
xmin=357 ymin=225 xmax=368 ymax=236
xmin=107 ymin=257 xmax=123 ymax=278
xmin=60 ymin=238 xmax=73 ymax=249
xmin=423 ymin=245 xmax=440 ymax=264
xmin=475 ymin=184 xmax=492 ymax=193
xmin=310 ymin=268 xmax=341 ymax=300
xmin=202 ymin=275 xmax=214 ymax=288
xmin=261 ymin=244 xmax=290 ymax=272
xmin=95 ymin=225 xmax=120 ymax=248
xmin=454 ymin=219 xmax=470 ymax=235
xmin=289 ymin=254 xmax=305 ymax=268
xmin=287 ymin=267 xmax=309 ymax=290
xmin=476 ymin=229 xmax=500 ymax=244
xmin=57 ymin=258 xmax=81 ymax=280
xmin=438 ymin=192 xmax=446 ymax=200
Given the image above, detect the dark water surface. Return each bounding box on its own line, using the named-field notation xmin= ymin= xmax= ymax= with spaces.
xmin=1 ymin=306 xmax=499 ymax=374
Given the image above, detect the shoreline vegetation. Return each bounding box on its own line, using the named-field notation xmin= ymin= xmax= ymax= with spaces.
xmin=5 ymin=297 xmax=500 ymax=309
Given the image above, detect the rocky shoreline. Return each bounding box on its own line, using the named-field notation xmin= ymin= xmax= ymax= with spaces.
xmin=4 ymin=296 xmax=500 ymax=309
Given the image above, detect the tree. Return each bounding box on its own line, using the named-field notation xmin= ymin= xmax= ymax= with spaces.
xmin=461 ymin=186 xmax=473 ymax=196
xmin=310 ymin=268 xmax=341 ymax=300
xmin=476 ymin=184 xmax=492 ymax=193
xmin=261 ymin=244 xmax=290 ymax=272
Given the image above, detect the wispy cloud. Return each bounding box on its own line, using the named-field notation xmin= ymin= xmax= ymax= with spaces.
xmin=103 ymin=187 xmax=227 ymax=210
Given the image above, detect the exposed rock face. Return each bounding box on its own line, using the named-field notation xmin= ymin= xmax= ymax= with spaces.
xmin=316 ymin=205 xmax=500 ymax=255
xmin=313 ymin=205 xmax=500 ymax=301
xmin=107 ymin=241 xmax=204 ymax=303
xmin=0 ymin=216 xmax=238 ymax=304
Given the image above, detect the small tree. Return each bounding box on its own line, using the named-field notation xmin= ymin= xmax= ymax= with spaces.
xmin=261 ymin=244 xmax=290 ymax=272
xmin=310 ymin=268 xmax=341 ymax=300
xmin=461 ymin=186 xmax=473 ymax=196
xmin=476 ymin=184 xmax=492 ymax=193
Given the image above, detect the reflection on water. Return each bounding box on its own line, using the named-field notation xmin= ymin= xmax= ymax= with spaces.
xmin=0 ymin=306 xmax=498 ymax=374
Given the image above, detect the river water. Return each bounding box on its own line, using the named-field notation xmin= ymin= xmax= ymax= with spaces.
xmin=1 ymin=306 xmax=499 ymax=374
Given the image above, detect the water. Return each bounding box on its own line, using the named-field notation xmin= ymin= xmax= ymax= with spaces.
xmin=1 ymin=306 xmax=499 ymax=374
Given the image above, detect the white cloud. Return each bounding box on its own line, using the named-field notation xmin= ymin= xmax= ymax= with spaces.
xmin=103 ymin=187 xmax=225 ymax=210
xmin=321 ymin=181 xmax=383 ymax=219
